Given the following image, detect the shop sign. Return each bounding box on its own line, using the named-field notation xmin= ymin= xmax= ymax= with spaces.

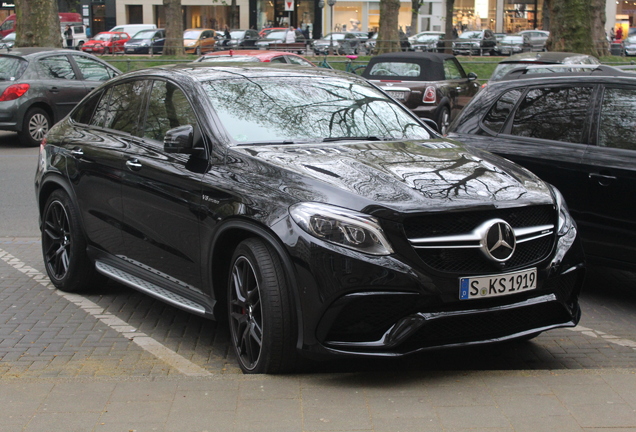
xmin=1 ymin=2 xmax=15 ymax=7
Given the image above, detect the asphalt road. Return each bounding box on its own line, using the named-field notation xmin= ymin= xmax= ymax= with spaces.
xmin=1 ymin=129 xmax=635 ymax=377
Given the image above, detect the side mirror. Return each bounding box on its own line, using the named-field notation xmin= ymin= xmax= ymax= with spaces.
xmin=164 ymin=125 xmax=194 ymax=153
xmin=467 ymin=72 xmax=478 ymax=81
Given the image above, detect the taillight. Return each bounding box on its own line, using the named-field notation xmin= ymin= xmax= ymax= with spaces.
xmin=422 ymin=86 xmax=436 ymax=103
xmin=0 ymin=83 xmax=30 ymax=102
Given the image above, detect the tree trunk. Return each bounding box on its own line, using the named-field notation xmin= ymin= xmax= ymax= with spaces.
xmin=444 ymin=0 xmax=455 ymax=54
xmin=230 ymin=0 xmax=239 ymax=29
xmin=410 ymin=0 xmax=421 ymax=35
xmin=377 ymin=0 xmax=401 ymax=54
xmin=163 ymin=0 xmax=185 ymax=57
xmin=15 ymin=0 xmax=62 ymax=48
xmin=546 ymin=0 xmax=608 ymax=57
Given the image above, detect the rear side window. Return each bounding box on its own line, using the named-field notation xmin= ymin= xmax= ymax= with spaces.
xmin=70 ymin=90 xmax=103 ymax=124
xmin=443 ymin=59 xmax=464 ymax=79
xmin=598 ymin=87 xmax=636 ymax=150
xmin=482 ymin=88 xmax=523 ymax=133
xmin=39 ymin=55 xmax=76 ymax=80
xmin=510 ymin=86 xmax=593 ymax=143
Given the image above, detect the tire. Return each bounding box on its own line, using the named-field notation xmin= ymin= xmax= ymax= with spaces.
xmin=104 ymin=46 xmax=109 ymax=55
xmin=228 ymin=238 xmax=296 ymax=374
xmin=19 ymin=107 xmax=50 ymax=147
xmin=195 ymin=46 xmax=201 ymax=56
xmin=41 ymin=189 xmax=100 ymax=292
xmin=436 ymin=106 xmax=451 ymax=135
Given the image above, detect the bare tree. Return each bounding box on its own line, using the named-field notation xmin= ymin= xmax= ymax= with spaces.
xmin=545 ymin=0 xmax=609 ymax=56
xmin=163 ymin=0 xmax=185 ymax=56
xmin=15 ymin=0 xmax=62 ymax=48
xmin=376 ymin=0 xmax=401 ymax=54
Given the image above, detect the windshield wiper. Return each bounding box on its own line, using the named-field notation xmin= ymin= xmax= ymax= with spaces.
xmin=237 ymin=140 xmax=310 ymax=146
xmin=322 ymin=136 xmax=394 ymax=142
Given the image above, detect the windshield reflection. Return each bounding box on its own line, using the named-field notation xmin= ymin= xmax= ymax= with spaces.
xmin=202 ymin=77 xmax=431 ymax=144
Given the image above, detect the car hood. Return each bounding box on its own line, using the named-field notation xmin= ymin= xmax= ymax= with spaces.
xmin=231 ymin=139 xmax=553 ymax=216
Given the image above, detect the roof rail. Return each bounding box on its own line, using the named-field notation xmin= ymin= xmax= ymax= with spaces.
xmin=503 ymin=63 xmax=626 ymax=79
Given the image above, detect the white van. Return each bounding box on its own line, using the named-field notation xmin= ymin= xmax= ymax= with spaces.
xmin=60 ymin=23 xmax=89 ymax=49
xmin=109 ymin=24 xmax=157 ymax=38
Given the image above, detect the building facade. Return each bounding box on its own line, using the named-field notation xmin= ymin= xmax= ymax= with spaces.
xmin=52 ymin=0 xmax=620 ymax=41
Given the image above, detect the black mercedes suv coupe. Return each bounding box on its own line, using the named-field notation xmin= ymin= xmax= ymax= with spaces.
xmin=35 ymin=64 xmax=585 ymax=373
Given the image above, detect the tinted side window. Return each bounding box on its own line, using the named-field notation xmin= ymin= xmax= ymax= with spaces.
xmin=103 ymin=81 xmax=147 ymax=134
xmin=483 ymin=88 xmax=523 ymax=134
xmin=143 ymin=80 xmax=197 ymax=142
xmin=73 ymin=55 xmax=115 ymax=81
xmin=39 ymin=55 xmax=76 ymax=80
xmin=598 ymin=87 xmax=636 ymax=150
xmin=71 ymin=90 xmax=103 ymax=124
xmin=511 ymin=86 xmax=593 ymax=143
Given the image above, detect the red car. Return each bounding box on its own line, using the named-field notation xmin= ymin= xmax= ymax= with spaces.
xmin=195 ymin=50 xmax=315 ymax=66
xmin=81 ymin=31 xmax=130 ymax=54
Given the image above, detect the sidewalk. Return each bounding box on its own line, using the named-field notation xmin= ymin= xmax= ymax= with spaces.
xmin=1 ymin=368 xmax=636 ymax=432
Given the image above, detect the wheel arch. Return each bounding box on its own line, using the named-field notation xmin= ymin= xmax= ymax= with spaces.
xmin=208 ymin=219 xmax=303 ymax=346
xmin=37 ymin=174 xmax=77 ymax=228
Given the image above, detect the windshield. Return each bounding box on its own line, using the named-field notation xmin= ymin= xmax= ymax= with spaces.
xmin=323 ymin=33 xmax=346 ymax=41
xmin=415 ymin=34 xmax=440 ymax=42
xmin=131 ymin=30 xmax=156 ymax=41
xmin=501 ymin=36 xmax=523 ymax=43
xmin=230 ymin=30 xmax=246 ymax=38
xmin=0 ymin=56 xmax=28 ymax=81
xmin=202 ymin=76 xmax=430 ymax=144
xmin=2 ymin=32 xmax=15 ymax=41
xmin=199 ymin=55 xmax=260 ymax=63
xmin=184 ymin=30 xmax=202 ymax=39
xmin=459 ymin=31 xmax=482 ymax=39
xmin=625 ymin=35 xmax=636 ymax=43
xmin=264 ymin=31 xmax=286 ymax=40
xmin=93 ymin=33 xmax=112 ymax=41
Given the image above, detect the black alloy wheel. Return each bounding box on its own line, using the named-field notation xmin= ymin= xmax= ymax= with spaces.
xmin=41 ymin=190 xmax=99 ymax=292
xmin=19 ymin=107 xmax=50 ymax=147
xmin=228 ymin=238 xmax=296 ymax=374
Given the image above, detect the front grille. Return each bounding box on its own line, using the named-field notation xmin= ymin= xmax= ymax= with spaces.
xmin=403 ymin=205 xmax=555 ymax=274
xmin=399 ymin=301 xmax=571 ymax=352
xmin=404 ymin=206 xmax=553 ymax=238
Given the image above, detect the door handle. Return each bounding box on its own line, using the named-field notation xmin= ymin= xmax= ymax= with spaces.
xmin=70 ymin=147 xmax=83 ymax=156
xmin=49 ymin=87 xmax=60 ymax=93
xmin=126 ymin=158 xmax=142 ymax=171
xmin=589 ymin=172 xmax=617 ymax=186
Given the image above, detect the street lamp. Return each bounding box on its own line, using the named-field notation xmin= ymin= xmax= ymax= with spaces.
xmin=327 ymin=0 xmax=336 ymax=55
xmin=318 ymin=0 xmax=337 ymax=55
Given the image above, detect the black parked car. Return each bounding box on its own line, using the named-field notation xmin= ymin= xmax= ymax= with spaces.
xmin=124 ymin=28 xmax=165 ymax=54
xmin=216 ymin=29 xmax=260 ymax=49
xmin=453 ymin=29 xmax=497 ymax=56
xmin=0 ymin=47 xmax=120 ymax=146
xmin=361 ymin=52 xmax=479 ymax=134
xmin=448 ymin=64 xmax=636 ymax=271
xmin=35 ymin=64 xmax=584 ymax=374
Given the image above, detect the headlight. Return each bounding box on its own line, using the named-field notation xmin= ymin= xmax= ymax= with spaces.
xmin=186 ymin=42 xmax=196 ymax=47
xmin=290 ymin=202 xmax=394 ymax=255
xmin=141 ymin=42 xmax=149 ymax=47
xmin=551 ymin=186 xmax=574 ymax=236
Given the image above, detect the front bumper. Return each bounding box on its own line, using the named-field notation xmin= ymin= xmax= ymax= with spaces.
xmin=272 ymin=211 xmax=584 ymax=360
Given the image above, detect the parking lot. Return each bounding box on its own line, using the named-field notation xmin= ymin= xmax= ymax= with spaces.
xmin=1 ymin=131 xmax=636 ymax=431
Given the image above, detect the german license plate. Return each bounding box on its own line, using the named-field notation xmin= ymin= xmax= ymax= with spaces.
xmin=387 ymin=91 xmax=406 ymax=100
xmin=459 ymin=268 xmax=537 ymax=300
